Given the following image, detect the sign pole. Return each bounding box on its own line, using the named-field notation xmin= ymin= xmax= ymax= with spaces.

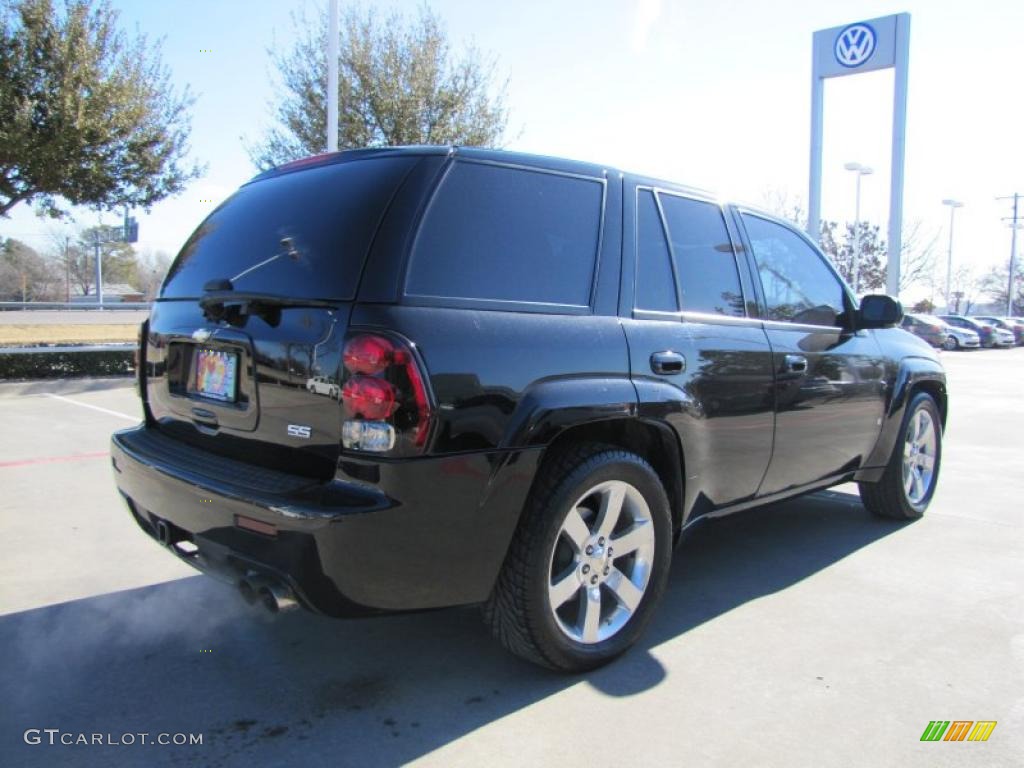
xmin=808 ymin=66 xmax=824 ymax=243
xmin=886 ymin=14 xmax=911 ymax=297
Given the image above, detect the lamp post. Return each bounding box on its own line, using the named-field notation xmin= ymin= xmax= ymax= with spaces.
xmin=844 ymin=162 xmax=874 ymax=295
xmin=326 ymin=0 xmax=339 ymax=152
xmin=941 ymin=199 xmax=963 ymax=312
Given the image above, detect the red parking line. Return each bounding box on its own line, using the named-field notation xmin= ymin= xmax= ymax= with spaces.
xmin=0 ymin=451 xmax=108 ymax=469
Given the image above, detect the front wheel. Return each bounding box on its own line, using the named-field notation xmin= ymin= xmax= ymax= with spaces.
xmin=483 ymin=444 xmax=672 ymax=672
xmin=942 ymin=335 xmax=957 ymax=351
xmin=859 ymin=392 xmax=942 ymax=519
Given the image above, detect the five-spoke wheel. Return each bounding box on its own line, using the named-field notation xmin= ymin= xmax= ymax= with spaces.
xmin=860 ymin=392 xmax=942 ymax=519
xmin=548 ymin=480 xmax=655 ymax=644
xmin=484 ymin=445 xmax=672 ymax=672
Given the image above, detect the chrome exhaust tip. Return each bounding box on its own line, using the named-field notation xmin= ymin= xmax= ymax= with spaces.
xmin=237 ymin=574 xmax=298 ymax=613
xmin=259 ymin=581 xmax=299 ymax=614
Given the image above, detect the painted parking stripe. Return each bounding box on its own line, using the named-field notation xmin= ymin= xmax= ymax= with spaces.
xmin=0 ymin=451 xmax=109 ymax=469
xmin=43 ymin=393 xmax=137 ymax=422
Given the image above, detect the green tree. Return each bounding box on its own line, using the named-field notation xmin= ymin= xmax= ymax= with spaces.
xmin=248 ymin=4 xmax=509 ymax=169
xmin=0 ymin=0 xmax=201 ymax=218
xmin=819 ymin=220 xmax=887 ymax=293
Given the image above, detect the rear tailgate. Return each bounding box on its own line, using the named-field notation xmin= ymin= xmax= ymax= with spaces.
xmin=143 ymin=155 xmax=419 ymax=480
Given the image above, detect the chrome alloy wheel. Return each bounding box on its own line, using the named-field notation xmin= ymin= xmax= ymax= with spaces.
xmin=547 ymin=480 xmax=656 ymax=644
xmin=903 ymin=408 xmax=937 ymax=505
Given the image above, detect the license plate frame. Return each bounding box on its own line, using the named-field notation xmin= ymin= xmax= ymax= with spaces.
xmin=190 ymin=348 xmax=239 ymax=403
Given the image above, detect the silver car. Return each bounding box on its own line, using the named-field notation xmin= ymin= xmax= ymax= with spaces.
xmin=941 ymin=322 xmax=980 ymax=350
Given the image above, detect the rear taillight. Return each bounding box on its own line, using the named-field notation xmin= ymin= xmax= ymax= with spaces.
xmin=340 ymin=333 xmax=433 ymax=455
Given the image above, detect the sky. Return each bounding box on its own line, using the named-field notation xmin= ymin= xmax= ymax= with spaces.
xmin=3 ymin=0 xmax=1023 ymax=302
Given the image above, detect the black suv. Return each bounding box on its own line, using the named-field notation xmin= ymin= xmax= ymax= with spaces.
xmin=111 ymin=146 xmax=947 ymax=671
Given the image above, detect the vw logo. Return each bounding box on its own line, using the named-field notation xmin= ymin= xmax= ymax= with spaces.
xmin=834 ymin=23 xmax=876 ymax=68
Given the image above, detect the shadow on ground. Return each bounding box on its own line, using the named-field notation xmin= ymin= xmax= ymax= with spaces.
xmin=0 ymin=489 xmax=909 ymax=768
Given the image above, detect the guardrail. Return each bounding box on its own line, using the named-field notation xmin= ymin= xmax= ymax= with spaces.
xmin=0 ymin=301 xmax=152 ymax=311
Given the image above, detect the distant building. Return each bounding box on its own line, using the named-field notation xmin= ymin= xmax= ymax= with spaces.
xmin=70 ymin=284 xmax=145 ymax=303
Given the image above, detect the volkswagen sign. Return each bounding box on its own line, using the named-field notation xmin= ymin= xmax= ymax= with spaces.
xmin=834 ymin=23 xmax=877 ymax=68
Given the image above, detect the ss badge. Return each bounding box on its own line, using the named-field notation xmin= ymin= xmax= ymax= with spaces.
xmin=287 ymin=424 xmax=312 ymax=439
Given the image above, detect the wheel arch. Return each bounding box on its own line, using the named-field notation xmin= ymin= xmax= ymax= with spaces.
xmin=855 ymin=356 xmax=947 ymax=483
xmin=532 ymin=417 xmax=686 ymax=537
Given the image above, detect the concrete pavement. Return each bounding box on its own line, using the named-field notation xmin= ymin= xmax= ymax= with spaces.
xmin=0 ymin=350 xmax=1021 ymax=767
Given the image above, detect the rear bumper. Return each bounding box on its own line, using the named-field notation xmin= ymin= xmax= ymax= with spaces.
xmin=111 ymin=426 xmax=539 ymax=616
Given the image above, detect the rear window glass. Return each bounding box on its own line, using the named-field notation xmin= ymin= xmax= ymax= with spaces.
xmin=161 ymin=157 xmax=415 ymax=299
xmin=405 ymin=161 xmax=603 ymax=307
xmin=658 ymin=194 xmax=743 ymax=317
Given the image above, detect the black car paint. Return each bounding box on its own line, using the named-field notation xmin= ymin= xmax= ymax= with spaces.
xmin=113 ymin=146 xmax=946 ymax=616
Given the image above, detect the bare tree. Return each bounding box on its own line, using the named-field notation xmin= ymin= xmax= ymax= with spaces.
xmin=758 ymin=187 xmax=807 ymax=229
xmin=898 ymin=220 xmax=940 ymax=293
xmin=136 ymin=248 xmax=173 ymax=299
xmin=948 ymin=265 xmax=980 ymax=315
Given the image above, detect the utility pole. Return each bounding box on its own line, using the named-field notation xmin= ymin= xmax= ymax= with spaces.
xmin=942 ymin=199 xmax=963 ymax=312
xmin=998 ymin=193 xmax=1021 ymax=316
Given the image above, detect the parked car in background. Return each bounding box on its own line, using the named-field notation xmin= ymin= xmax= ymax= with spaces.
xmin=973 ymin=316 xmax=1024 ymax=346
xmin=970 ymin=317 xmax=1016 ymax=347
xmin=940 ymin=315 xmax=998 ymax=348
xmin=901 ymin=313 xmax=949 ymax=349
xmin=936 ymin=319 xmax=980 ymax=350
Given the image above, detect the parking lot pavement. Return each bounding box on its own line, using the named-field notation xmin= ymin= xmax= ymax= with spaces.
xmin=1 ymin=351 xmax=1022 ymax=768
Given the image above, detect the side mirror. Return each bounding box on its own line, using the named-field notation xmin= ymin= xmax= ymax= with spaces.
xmin=858 ymin=294 xmax=903 ymax=329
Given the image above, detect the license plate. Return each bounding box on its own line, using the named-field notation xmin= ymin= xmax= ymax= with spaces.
xmin=191 ymin=348 xmax=238 ymax=402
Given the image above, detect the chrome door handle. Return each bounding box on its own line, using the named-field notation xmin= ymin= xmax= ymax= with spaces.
xmin=782 ymin=354 xmax=808 ymax=374
xmin=650 ymin=351 xmax=685 ymax=375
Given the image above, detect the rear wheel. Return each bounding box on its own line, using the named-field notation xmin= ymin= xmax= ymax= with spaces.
xmin=859 ymin=392 xmax=942 ymax=519
xmin=483 ymin=444 xmax=672 ymax=672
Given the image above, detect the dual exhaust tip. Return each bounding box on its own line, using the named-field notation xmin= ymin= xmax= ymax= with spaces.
xmin=237 ymin=574 xmax=299 ymax=614
xmin=150 ymin=518 xmax=298 ymax=614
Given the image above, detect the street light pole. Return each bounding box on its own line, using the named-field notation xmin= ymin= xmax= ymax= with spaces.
xmin=326 ymin=0 xmax=339 ymax=152
xmin=941 ymin=199 xmax=963 ymax=312
xmin=844 ymin=162 xmax=873 ymax=295
xmin=93 ymin=230 xmax=104 ymax=308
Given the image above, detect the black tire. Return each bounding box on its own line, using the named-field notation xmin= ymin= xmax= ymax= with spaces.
xmin=942 ymin=335 xmax=957 ymax=351
xmin=483 ymin=443 xmax=673 ymax=672
xmin=859 ymin=392 xmax=942 ymax=519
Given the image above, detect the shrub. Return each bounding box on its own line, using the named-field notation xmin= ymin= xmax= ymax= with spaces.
xmin=0 ymin=349 xmax=134 ymax=379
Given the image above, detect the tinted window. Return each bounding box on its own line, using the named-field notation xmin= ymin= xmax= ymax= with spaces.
xmin=635 ymin=190 xmax=677 ymax=312
xmin=742 ymin=214 xmax=846 ymax=325
xmin=406 ymin=162 xmax=603 ymax=306
xmin=659 ymin=194 xmax=743 ymax=316
xmin=162 ymin=157 xmax=416 ymax=299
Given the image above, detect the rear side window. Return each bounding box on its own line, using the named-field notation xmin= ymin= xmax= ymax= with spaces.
xmin=635 ymin=190 xmax=677 ymax=312
xmin=162 ymin=157 xmax=416 ymax=300
xmin=658 ymin=194 xmax=744 ymax=316
xmin=406 ymin=162 xmax=603 ymax=307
